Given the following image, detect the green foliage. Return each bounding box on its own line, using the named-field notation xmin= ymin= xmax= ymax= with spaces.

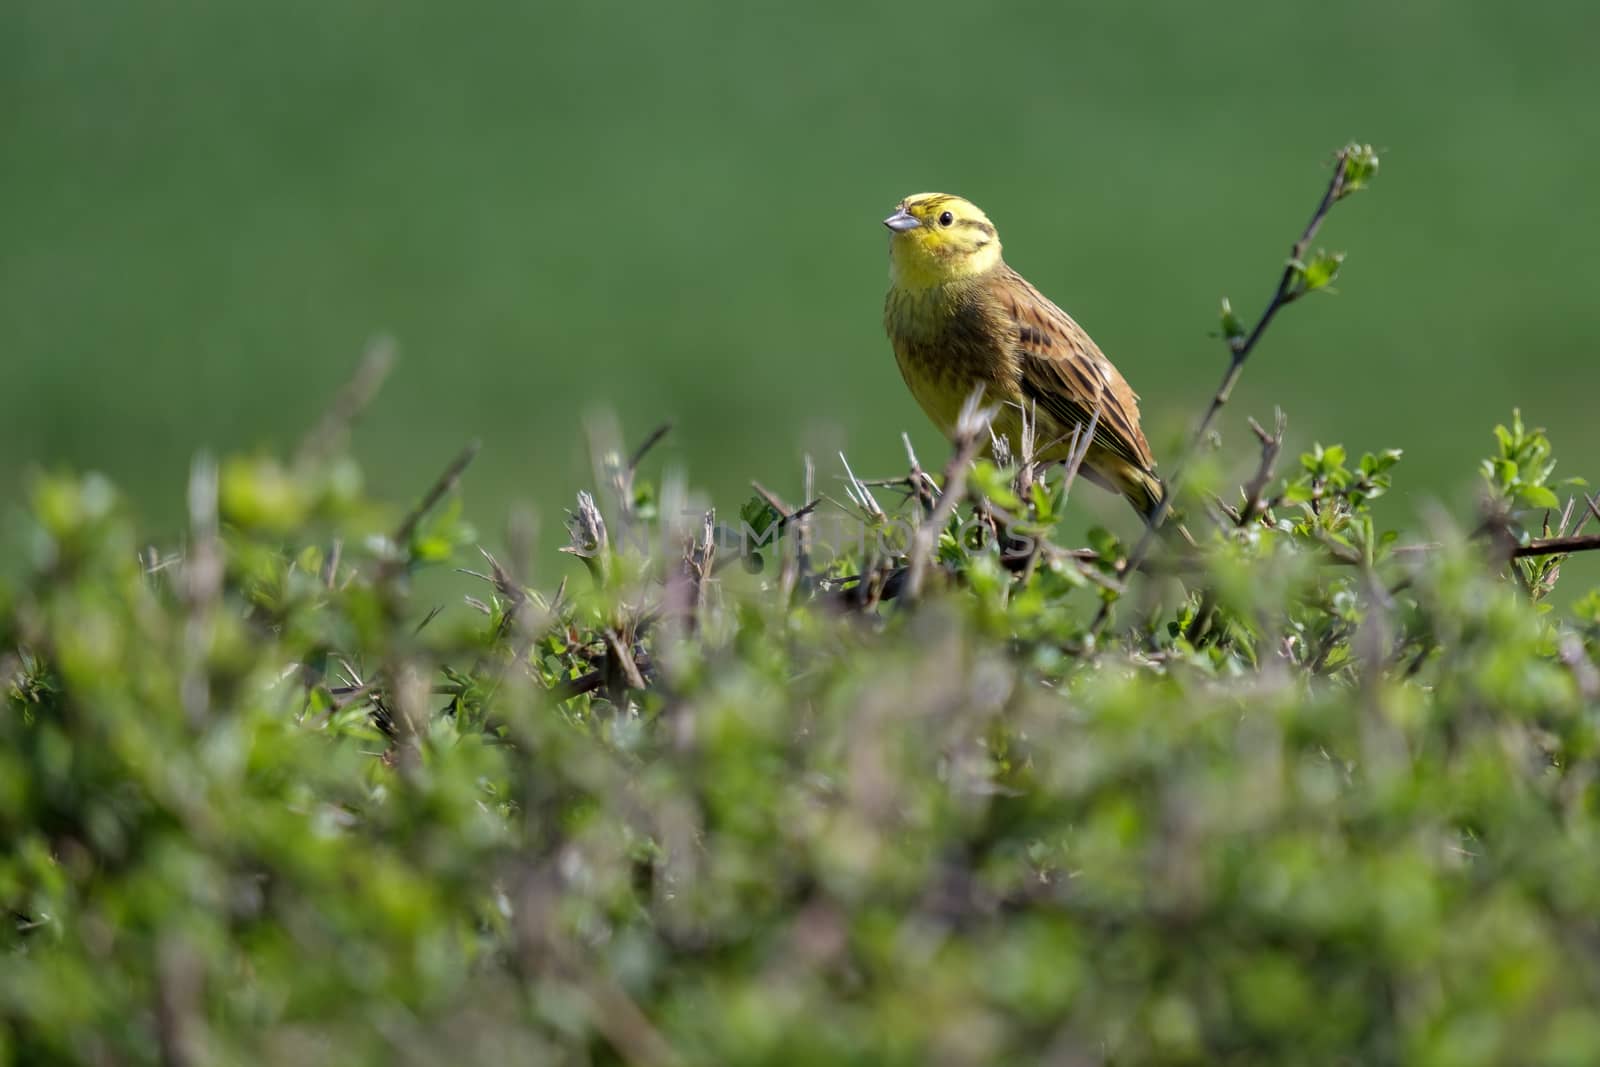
xmin=1288 ymin=248 xmax=1346 ymax=298
xmin=1218 ymin=296 xmax=1248 ymax=348
xmin=1482 ymin=407 xmax=1566 ymax=512
xmin=4 ymin=407 xmax=1600 ymax=1065
xmin=1337 ymin=142 xmax=1381 ymax=198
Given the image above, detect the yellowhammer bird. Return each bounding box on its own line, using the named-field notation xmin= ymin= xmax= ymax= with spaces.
xmin=883 ymin=192 xmax=1167 ymax=521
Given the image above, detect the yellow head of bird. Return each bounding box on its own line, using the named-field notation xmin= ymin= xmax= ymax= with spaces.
xmin=883 ymin=193 xmax=1003 ymax=288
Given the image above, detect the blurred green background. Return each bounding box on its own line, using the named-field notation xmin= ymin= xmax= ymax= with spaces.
xmin=4 ymin=1 xmax=1597 ymax=571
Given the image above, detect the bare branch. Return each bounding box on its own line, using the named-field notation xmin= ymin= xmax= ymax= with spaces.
xmin=1059 ymin=403 xmax=1099 ymax=501
xmin=1097 ymin=144 xmax=1375 ymax=635
xmin=1510 ymin=532 xmax=1600 ymax=558
xmin=628 ymin=422 xmax=673 ymax=474
xmin=392 ymin=440 xmax=482 ymax=549
xmin=838 ymin=451 xmax=886 ymax=521
xmin=296 ymin=337 xmax=396 ymax=468
xmin=601 ymin=627 xmax=648 ymax=693
xmin=1237 ymin=409 xmax=1288 ymax=527
xmin=905 ymin=389 xmax=997 ymax=602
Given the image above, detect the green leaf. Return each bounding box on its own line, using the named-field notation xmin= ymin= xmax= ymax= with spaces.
xmin=1338 ymin=142 xmax=1380 ymax=197
xmin=740 ymin=494 xmax=782 ymax=536
xmin=1517 ymin=485 xmax=1561 ymax=510
xmin=1219 ymin=297 xmax=1247 ymax=346
xmin=1281 ymin=481 xmax=1314 ymax=504
xmin=1360 ymin=449 xmax=1403 ymax=476
xmin=219 ymin=457 xmax=308 ymax=533
xmin=968 ymin=461 xmax=1021 ymax=512
xmin=1299 ymin=249 xmax=1345 ymax=293
xmin=1086 ymin=526 xmax=1121 ymax=562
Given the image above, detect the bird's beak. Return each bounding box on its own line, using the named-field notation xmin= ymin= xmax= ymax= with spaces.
xmin=883 ymin=208 xmax=921 ymax=233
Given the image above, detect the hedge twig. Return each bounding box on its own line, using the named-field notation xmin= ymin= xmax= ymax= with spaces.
xmin=1096 ymin=144 xmax=1374 ymax=635
xmin=296 ymin=337 xmax=396 ymax=468
xmin=393 ymin=440 xmax=482 ymax=549
xmin=1237 ymin=410 xmax=1287 ymax=527
xmin=905 ymin=388 xmax=996 ymax=602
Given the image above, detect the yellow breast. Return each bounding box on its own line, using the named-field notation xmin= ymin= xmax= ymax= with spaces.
xmin=885 ymin=278 xmax=1022 ymax=440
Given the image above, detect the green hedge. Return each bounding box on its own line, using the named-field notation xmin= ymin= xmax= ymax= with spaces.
xmin=5 ymin=395 xmax=1600 ymax=1065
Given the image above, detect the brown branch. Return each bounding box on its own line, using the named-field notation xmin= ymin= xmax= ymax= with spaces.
xmin=750 ymin=481 xmax=793 ymax=516
xmin=180 ymin=454 xmax=221 ymax=727
xmin=798 ymin=455 xmax=816 ymax=595
xmin=1059 ymin=402 xmax=1099 ymax=501
xmin=615 ymin=422 xmax=672 ymax=527
xmin=601 ymin=627 xmax=647 ymax=693
xmin=295 ymin=337 xmax=396 ymax=468
xmin=691 ymin=509 xmax=716 ymax=632
xmin=751 ymin=477 xmax=822 ymax=600
xmin=749 ymin=482 xmax=822 ymax=533
xmin=1510 ymin=532 xmax=1600 ymax=558
xmin=628 ymin=422 xmax=673 ymax=474
xmin=1096 ymin=144 xmax=1373 ymax=635
xmin=1574 ymin=490 xmax=1600 ymax=535
xmin=1237 ymin=410 xmax=1287 ymax=527
xmin=904 ymin=389 xmax=995 ymax=601
xmin=392 ymin=440 xmax=482 ymax=548
xmin=901 ymin=433 xmax=939 ymax=516
xmin=550 ymin=653 xmax=655 ymax=702
xmin=1069 ymin=530 xmax=1600 ymax=578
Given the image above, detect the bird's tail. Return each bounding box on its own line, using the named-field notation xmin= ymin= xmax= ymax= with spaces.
xmin=1125 ymin=469 xmax=1195 ymax=548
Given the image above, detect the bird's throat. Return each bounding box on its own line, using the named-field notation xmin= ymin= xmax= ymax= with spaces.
xmin=885 ymin=274 xmax=986 ymax=346
xmin=889 ymin=240 xmax=1002 ymax=291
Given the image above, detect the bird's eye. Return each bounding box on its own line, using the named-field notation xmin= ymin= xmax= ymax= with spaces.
xmin=938 ymin=211 xmax=954 ymax=227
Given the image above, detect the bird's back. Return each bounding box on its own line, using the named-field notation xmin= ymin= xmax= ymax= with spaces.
xmin=985 ymin=264 xmax=1155 ymax=474
xmin=886 ymin=263 xmax=1154 ymax=475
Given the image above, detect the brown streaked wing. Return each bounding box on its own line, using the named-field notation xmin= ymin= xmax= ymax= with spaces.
xmin=993 ymin=266 xmax=1155 ymax=471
